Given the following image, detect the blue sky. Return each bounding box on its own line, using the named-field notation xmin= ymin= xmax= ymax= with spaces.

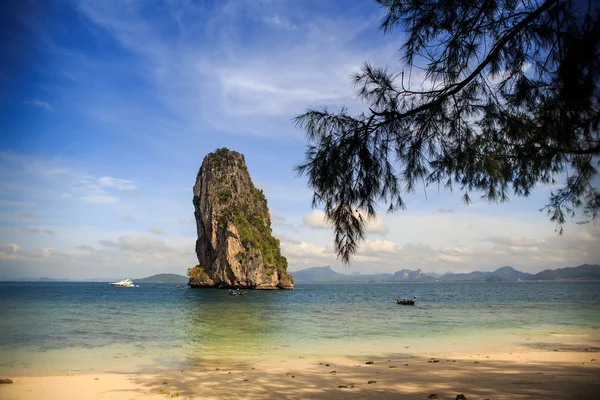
xmin=1 ymin=0 xmax=598 ymax=280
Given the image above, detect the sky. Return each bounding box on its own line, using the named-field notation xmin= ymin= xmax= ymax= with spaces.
xmin=1 ymin=0 xmax=598 ymax=280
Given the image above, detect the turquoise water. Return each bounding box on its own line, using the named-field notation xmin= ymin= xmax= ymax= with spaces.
xmin=0 ymin=281 xmax=599 ymax=375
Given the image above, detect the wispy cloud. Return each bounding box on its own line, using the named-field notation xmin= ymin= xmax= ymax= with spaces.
xmin=148 ymin=226 xmax=164 ymax=235
xmin=24 ymin=99 xmax=54 ymax=111
xmin=68 ymin=0 xmax=395 ymax=139
xmin=97 ymin=177 xmax=136 ymax=190
xmin=17 ymin=212 xmax=39 ymax=221
xmin=0 ymin=200 xmax=35 ymax=207
xmin=75 ymin=176 xmax=137 ymax=204
xmin=98 ymin=235 xmax=171 ymax=253
xmin=22 ymin=227 xmax=56 ymax=235
xmin=80 ymin=195 xmax=120 ymax=204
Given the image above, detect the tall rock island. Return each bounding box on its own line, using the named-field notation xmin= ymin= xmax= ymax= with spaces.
xmin=188 ymin=148 xmax=294 ymax=289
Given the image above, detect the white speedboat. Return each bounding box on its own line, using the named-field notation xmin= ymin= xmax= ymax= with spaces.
xmin=110 ymin=278 xmax=135 ymax=287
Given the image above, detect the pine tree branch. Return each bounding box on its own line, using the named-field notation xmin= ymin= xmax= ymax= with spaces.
xmin=371 ymin=0 xmax=560 ymax=121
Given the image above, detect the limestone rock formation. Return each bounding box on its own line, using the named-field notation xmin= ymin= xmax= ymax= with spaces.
xmin=188 ymin=148 xmax=294 ymax=289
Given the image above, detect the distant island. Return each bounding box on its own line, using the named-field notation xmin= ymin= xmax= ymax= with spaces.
xmin=135 ymin=273 xmax=189 ymax=283
xmin=290 ymin=264 xmax=600 ymax=283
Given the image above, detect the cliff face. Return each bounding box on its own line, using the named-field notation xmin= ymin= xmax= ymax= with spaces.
xmin=392 ymin=269 xmax=424 ymax=281
xmin=188 ymin=148 xmax=294 ymax=289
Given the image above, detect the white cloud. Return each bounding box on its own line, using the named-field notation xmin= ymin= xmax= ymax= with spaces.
xmin=302 ymin=209 xmax=330 ymax=229
xmin=302 ymin=209 xmax=388 ymax=234
xmin=361 ymin=212 xmax=389 ymax=235
xmin=358 ymin=239 xmax=398 ymax=255
xmin=283 ymin=241 xmax=331 ymax=259
xmin=281 ymin=241 xmax=335 ymax=270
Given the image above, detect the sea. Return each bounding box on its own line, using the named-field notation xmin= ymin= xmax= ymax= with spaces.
xmin=0 ymin=281 xmax=599 ymax=375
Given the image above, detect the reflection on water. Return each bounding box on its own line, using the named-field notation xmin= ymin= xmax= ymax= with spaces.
xmin=181 ymin=289 xmax=285 ymax=362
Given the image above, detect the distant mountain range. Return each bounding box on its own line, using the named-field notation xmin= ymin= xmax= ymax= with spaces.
xmin=290 ymin=264 xmax=600 ymax=283
xmin=7 ymin=264 xmax=598 ymax=283
xmin=290 ymin=266 xmax=434 ymax=283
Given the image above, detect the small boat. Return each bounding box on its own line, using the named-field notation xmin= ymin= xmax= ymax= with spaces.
xmin=110 ymin=278 xmax=135 ymax=287
xmin=396 ymin=296 xmax=416 ymax=305
xmin=228 ymin=289 xmax=248 ymax=296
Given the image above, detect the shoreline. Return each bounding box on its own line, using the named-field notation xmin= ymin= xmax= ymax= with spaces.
xmin=2 ymin=325 xmax=596 ymax=377
xmin=2 ymin=342 xmax=599 ymax=399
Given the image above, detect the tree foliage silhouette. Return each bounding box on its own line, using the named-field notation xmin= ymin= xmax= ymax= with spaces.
xmin=295 ymin=0 xmax=600 ymax=264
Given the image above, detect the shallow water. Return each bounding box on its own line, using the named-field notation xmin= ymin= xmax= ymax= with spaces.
xmin=0 ymin=281 xmax=598 ymax=374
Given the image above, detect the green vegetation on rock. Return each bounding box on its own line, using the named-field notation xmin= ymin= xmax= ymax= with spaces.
xmin=210 ymin=147 xmax=231 ymax=161
xmin=187 ymin=265 xmax=212 ymax=283
xmin=231 ymin=206 xmax=287 ymax=274
xmin=207 ymin=150 xmax=289 ymax=276
xmin=218 ymin=188 xmax=232 ymax=204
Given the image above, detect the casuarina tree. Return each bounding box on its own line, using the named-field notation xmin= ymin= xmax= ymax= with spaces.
xmin=295 ymin=0 xmax=600 ymax=263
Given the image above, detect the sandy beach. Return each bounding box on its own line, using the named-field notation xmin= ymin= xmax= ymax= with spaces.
xmin=2 ymin=344 xmax=599 ymax=400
